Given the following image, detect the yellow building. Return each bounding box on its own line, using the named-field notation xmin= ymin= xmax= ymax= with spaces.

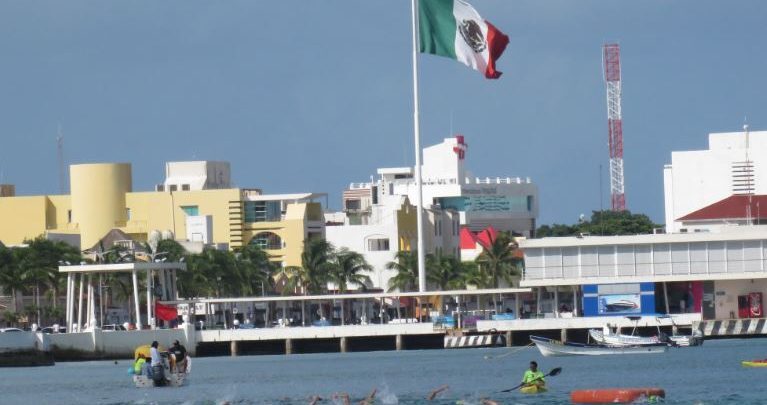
xmin=0 ymin=162 xmax=325 ymax=268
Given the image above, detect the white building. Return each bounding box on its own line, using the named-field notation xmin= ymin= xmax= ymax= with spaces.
xmin=157 ymin=161 xmax=232 ymax=192
xmin=326 ymin=190 xmax=460 ymax=291
xmin=664 ymin=128 xmax=767 ymax=233
xmin=346 ymin=136 xmax=539 ymax=236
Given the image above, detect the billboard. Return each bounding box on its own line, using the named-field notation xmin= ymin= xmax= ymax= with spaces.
xmin=598 ymin=293 xmax=641 ymax=315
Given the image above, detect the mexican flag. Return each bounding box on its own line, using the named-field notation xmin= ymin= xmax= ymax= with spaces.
xmin=419 ymin=0 xmax=509 ymax=79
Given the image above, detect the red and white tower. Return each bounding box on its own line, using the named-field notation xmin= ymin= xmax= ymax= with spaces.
xmin=603 ymin=43 xmax=626 ymax=211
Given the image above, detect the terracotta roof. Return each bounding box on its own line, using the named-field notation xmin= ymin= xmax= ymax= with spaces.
xmin=678 ymin=194 xmax=767 ymax=221
xmin=459 ymin=226 xmax=499 ymax=250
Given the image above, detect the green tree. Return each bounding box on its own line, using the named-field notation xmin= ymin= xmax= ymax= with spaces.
xmin=234 ymin=244 xmax=275 ymax=296
xmin=0 ymin=245 xmax=25 ymax=316
xmin=536 ymin=210 xmax=662 ymax=237
xmin=475 ymin=232 xmax=521 ymax=314
xmin=386 ymin=250 xmax=420 ymax=320
xmin=426 ymin=253 xmax=466 ymax=291
xmin=282 ymin=238 xmax=335 ymax=296
xmin=330 ymin=248 xmax=372 ymax=325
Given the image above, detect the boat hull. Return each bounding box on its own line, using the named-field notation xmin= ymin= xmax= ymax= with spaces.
xmin=588 ymin=329 xmax=662 ymax=346
xmin=530 ymin=335 xmax=667 ymax=357
xmin=742 ymin=360 xmax=767 ymax=367
xmin=133 ymin=373 xmax=187 ymax=388
xmin=520 ymin=385 xmax=547 ymax=394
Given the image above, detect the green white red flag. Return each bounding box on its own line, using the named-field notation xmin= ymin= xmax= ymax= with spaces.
xmin=418 ymin=0 xmax=509 ymax=79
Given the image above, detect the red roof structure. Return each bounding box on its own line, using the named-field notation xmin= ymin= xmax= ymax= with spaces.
xmin=459 ymin=226 xmax=499 ymax=250
xmin=678 ymin=195 xmax=767 ymax=221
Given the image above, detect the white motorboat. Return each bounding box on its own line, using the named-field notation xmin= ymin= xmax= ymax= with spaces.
xmin=668 ymin=331 xmax=704 ymax=347
xmin=588 ymin=329 xmax=666 ymax=347
xmin=530 ymin=335 xmax=668 ymax=357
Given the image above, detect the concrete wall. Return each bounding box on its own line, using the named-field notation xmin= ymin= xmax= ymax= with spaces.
xmin=477 ymin=313 xmax=701 ymax=332
xmin=199 ymin=323 xmax=438 ymax=342
xmin=713 ymin=279 xmax=767 ymax=319
xmin=48 ymin=327 xmax=193 ymax=357
xmin=0 ymin=332 xmax=48 ymax=353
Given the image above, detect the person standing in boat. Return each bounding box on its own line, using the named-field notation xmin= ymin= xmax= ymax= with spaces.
xmin=169 ymin=340 xmax=187 ymax=373
xmin=149 ymin=341 xmax=165 ymax=383
xmin=521 ymin=361 xmax=545 ymax=389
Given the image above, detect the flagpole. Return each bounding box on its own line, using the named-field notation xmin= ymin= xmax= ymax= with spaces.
xmin=411 ymin=0 xmax=426 ymax=292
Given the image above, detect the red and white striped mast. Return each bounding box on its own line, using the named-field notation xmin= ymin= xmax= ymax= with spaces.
xmin=603 ymin=43 xmax=626 ymax=211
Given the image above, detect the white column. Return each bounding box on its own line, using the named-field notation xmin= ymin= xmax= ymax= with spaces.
xmin=573 ymin=285 xmax=579 ymax=316
xmin=86 ymin=275 xmax=94 ymax=329
xmin=514 ymin=292 xmax=520 ymax=319
xmin=663 ymin=282 xmax=670 ymax=315
xmin=77 ymin=274 xmax=84 ymax=332
xmin=146 ymin=270 xmax=153 ymax=329
xmin=536 ymin=287 xmax=542 ymax=317
xmin=554 ymin=287 xmax=559 ymax=317
xmin=65 ymin=273 xmax=72 ymax=333
xmin=171 ymin=269 xmax=179 ymax=300
xmin=132 ymin=269 xmax=142 ymax=330
xmin=411 ymin=0 xmax=426 ymax=292
xmin=159 ymin=270 xmax=168 ymax=300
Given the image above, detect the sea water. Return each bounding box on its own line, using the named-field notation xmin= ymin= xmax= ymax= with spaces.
xmin=0 ymin=337 xmax=765 ymax=404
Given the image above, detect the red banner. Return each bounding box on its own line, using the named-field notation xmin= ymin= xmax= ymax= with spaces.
xmin=155 ymin=301 xmax=178 ymax=322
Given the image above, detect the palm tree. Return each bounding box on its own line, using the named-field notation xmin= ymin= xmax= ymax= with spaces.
xmin=386 ymin=250 xmax=419 ymax=319
xmin=0 ymin=245 xmax=25 ymax=318
xmin=279 ymin=238 xmax=335 ymax=324
xmin=235 ymin=244 xmax=275 ymax=296
xmin=331 ymin=248 xmax=372 ymax=325
xmin=475 ymin=231 xmax=521 ymax=314
xmin=426 ymin=253 xmax=467 ymax=316
xmin=426 ymin=253 xmax=466 ymax=291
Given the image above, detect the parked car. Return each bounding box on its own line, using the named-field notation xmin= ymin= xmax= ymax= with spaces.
xmin=41 ymin=326 xmax=66 ymax=334
xmin=0 ymin=328 xmax=24 ymax=332
xmin=101 ymin=324 xmax=127 ymax=331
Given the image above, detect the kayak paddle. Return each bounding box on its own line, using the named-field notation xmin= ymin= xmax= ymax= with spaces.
xmin=500 ymin=367 xmax=562 ymax=393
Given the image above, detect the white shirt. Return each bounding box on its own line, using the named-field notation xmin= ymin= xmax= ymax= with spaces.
xmin=150 ymin=347 xmax=162 ymax=366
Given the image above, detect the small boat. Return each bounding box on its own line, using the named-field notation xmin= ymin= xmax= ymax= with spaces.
xmin=588 ymin=329 xmax=664 ymax=347
xmin=668 ymin=331 xmax=704 ymax=347
xmin=132 ymin=345 xmax=192 ymax=388
xmin=742 ymin=359 xmax=767 ymax=367
xmin=571 ymin=388 xmax=665 ymax=403
xmin=530 ymin=335 xmax=667 ymax=357
xmin=520 ymin=385 xmax=547 ymax=394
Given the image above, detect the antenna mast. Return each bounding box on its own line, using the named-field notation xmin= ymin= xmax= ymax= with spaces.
xmin=603 ymin=43 xmax=626 ymax=211
xmin=57 ymin=124 xmax=66 ymax=194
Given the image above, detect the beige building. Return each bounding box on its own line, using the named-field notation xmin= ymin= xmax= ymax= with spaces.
xmin=0 ymin=161 xmax=325 ymax=268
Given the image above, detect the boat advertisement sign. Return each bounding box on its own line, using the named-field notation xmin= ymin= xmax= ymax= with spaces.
xmin=598 ymin=294 xmax=641 ymax=315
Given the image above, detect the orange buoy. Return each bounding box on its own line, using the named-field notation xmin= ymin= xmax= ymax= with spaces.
xmin=571 ymin=388 xmax=665 ymax=403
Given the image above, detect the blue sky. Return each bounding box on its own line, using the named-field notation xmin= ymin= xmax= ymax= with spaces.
xmin=1 ymin=1 xmax=765 ymax=226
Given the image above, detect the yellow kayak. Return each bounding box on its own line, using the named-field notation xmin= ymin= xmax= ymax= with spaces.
xmin=520 ymin=385 xmax=547 ymax=394
xmin=742 ymin=360 xmax=767 ymax=367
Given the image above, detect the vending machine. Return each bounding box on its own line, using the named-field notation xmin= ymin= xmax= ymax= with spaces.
xmin=749 ymin=292 xmax=763 ymax=318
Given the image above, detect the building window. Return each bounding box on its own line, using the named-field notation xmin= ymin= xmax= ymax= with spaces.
xmin=345 ymin=199 xmax=361 ymax=210
xmin=181 ymin=205 xmax=199 ymax=216
xmin=181 ymin=184 xmax=190 ymax=191
xmin=67 ymin=210 xmax=72 ymax=223
xmin=367 ymin=238 xmax=390 ymax=251
xmin=250 ymin=232 xmax=283 ymax=250
xmin=169 ymin=184 xmax=178 ymax=192
xmin=126 ymin=208 xmax=132 ymax=220
xmin=527 ymin=195 xmax=534 ymax=212
xmin=244 ymin=201 xmax=281 ymax=222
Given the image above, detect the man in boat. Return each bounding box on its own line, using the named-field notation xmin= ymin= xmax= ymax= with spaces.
xmin=169 ymin=340 xmax=187 ymax=373
xmin=521 ymin=361 xmax=545 ymax=390
xmin=149 ymin=341 xmax=167 ymax=385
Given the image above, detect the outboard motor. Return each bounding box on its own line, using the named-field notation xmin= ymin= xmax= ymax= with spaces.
xmin=151 ymin=354 xmax=170 ymax=386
